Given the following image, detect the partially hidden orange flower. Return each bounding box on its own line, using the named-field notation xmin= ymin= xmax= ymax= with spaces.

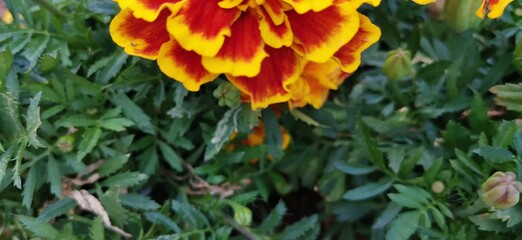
xmin=412 ymin=0 xmax=512 ymax=19
xmin=110 ymin=0 xmax=381 ymax=109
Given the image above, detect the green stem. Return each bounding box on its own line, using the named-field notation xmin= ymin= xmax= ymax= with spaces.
xmin=33 ymin=0 xmax=66 ymax=19
xmin=387 ymin=80 xmax=407 ymax=107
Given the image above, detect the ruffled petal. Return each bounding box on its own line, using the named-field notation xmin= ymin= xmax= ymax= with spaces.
xmin=258 ymin=7 xmax=293 ymax=48
xmin=118 ymin=0 xmax=183 ymax=22
xmin=110 ymin=8 xmax=171 ymax=60
xmin=289 ymin=60 xmax=347 ymax=109
xmin=332 ymin=13 xmax=380 ymax=73
xmin=218 ymin=0 xmax=244 ymax=8
xmin=287 ymin=3 xmax=360 ymax=63
xmin=263 ymin=0 xmax=286 ymax=25
xmin=157 ymin=40 xmax=219 ymax=91
xmin=202 ymin=11 xmax=268 ymax=77
xmin=167 ymin=0 xmax=241 ymax=57
xmin=476 ymin=0 xmax=513 ymax=19
xmin=282 ymin=0 xmax=334 ymax=13
xmin=227 ymin=47 xmax=301 ymax=109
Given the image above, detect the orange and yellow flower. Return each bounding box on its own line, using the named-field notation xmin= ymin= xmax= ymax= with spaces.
xmin=110 ymin=0 xmax=381 ymax=109
xmin=413 ymin=0 xmax=512 ymax=19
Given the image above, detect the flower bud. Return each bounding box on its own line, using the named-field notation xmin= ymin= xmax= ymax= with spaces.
xmin=213 ymin=82 xmax=240 ymax=108
xmin=443 ymin=0 xmax=481 ymax=32
xmin=431 ymin=181 xmax=445 ymax=194
xmin=56 ymin=135 xmax=75 ymax=153
xmin=481 ymin=171 xmax=522 ymax=209
xmin=382 ymin=49 xmax=413 ymax=81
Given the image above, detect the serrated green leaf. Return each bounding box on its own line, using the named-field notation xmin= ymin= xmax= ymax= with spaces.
xmin=37 ymin=198 xmax=76 ymax=222
xmin=0 ymin=147 xmax=13 ymax=185
xmin=99 ymin=118 xmax=134 ymax=132
xmin=276 ymin=215 xmax=317 ymax=240
xmin=258 ymin=201 xmax=286 ymax=232
xmin=98 ymin=154 xmax=129 ymax=177
xmin=430 ymin=207 xmax=446 ymax=230
xmin=468 ymin=94 xmax=494 ymax=136
xmin=144 ymin=212 xmax=181 ymax=233
xmin=78 ymin=127 xmax=102 ymax=161
xmin=263 ymin=108 xmax=283 ymax=159
xmin=435 ymin=202 xmax=454 ymax=219
xmin=343 ymin=178 xmax=393 ymax=201
xmin=454 ymin=149 xmax=482 ymax=176
xmin=373 ymin=203 xmax=402 ymax=230
xmin=158 ymin=141 xmax=182 ymax=171
xmin=22 ymin=165 xmax=37 ymax=208
xmin=47 ymin=155 xmax=62 ymax=196
xmin=205 ymin=105 xmax=240 ymax=160
xmin=385 ymin=211 xmax=420 ymax=240
xmin=493 ymin=121 xmax=517 ymax=148
xmin=335 ymin=162 xmax=375 ymax=175
xmin=388 ymin=193 xmax=423 ymax=209
xmin=111 ymin=93 xmax=155 ymax=134
xmin=120 ymin=193 xmax=160 ymax=210
xmin=101 ymin=172 xmax=148 ymax=188
xmin=20 ymin=34 xmax=49 ymax=70
xmin=473 ymin=146 xmax=515 ymax=163
xmin=18 ymin=215 xmax=61 ymax=239
xmin=89 ymin=217 xmax=105 ymax=240
xmin=290 ymin=109 xmax=325 ymax=127
xmin=97 ymin=49 xmax=128 ymax=84
xmin=100 ymin=189 xmax=129 ymax=226
xmin=0 ymin=49 xmax=13 ymax=81
xmin=355 ymin=115 xmax=385 ymax=169
xmin=26 ymin=92 xmax=44 ymax=148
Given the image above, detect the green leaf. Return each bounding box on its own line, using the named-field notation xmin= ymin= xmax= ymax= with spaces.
xmin=22 ymin=165 xmax=38 ymax=208
xmin=473 ymin=146 xmax=515 ymax=163
xmin=111 ymin=93 xmax=155 ymax=134
xmin=0 ymin=147 xmax=13 ymax=185
xmin=442 ymin=121 xmax=473 ymax=151
xmin=468 ymin=94 xmax=495 ymax=136
xmin=158 ymin=141 xmax=183 ymax=171
xmin=100 ymin=189 xmax=130 ymax=226
xmin=18 ymin=215 xmax=61 ymax=239
xmin=26 ymin=92 xmax=44 ymax=148
xmin=89 ymin=217 xmax=105 ymax=240
xmin=97 ymin=49 xmax=128 ymax=84
xmin=20 ymin=34 xmax=50 ymax=70
xmin=373 ymin=203 xmax=402 ymax=230
xmin=0 ymin=49 xmax=14 ymax=81
xmin=99 ymin=118 xmax=134 ymax=132
xmin=78 ymin=127 xmax=102 ymax=161
xmin=37 ymin=198 xmax=76 ymax=222
xmin=491 ymin=83 xmax=522 ymax=112
xmin=385 ymin=211 xmax=420 ymax=240
xmin=335 ymin=162 xmax=375 ymax=175
xmin=263 ymin=108 xmax=283 ymax=159
xmin=225 ymin=200 xmax=252 ymax=226
xmin=276 ymin=215 xmax=318 ymax=240
xmin=120 ymin=193 xmax=160 ymax=210
xmin=343 ymin=177 xmax=394 ymax=201
xmin=355 ymin=115 xmax=385 ymax=169
xmin=258 ymin=201 xmax=286 ymax=232
xmin=98 ymin=154 xmax=129 ymax=177
xmin=171 ymin=200 xmax=210 ymax=228
xmin=454 ymin=149 xmax=482 ymax=175
xmin=205 ymin=105 xmax=240 ymax=160
xmin=430 ymin=207 xmax=446 ymax=230
xmin=290 ymin=109 xmax=325 ymax=127
xmin=101 ymin=172 xmax=148 ymax=188
xmin=388 ymin=193 xmax=423 ymax=209
xmin=47 ymin=155 xmax=62 ymax=196
xmin=493 ymin=121 xmax=517 ymax=148
xmin=144 ymin=212 xmax=181 ymax=233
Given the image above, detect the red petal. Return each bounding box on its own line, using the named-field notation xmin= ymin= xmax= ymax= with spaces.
xmin=157 ymin=40 xmax=219 ymax=91
xmin=167 ymin=0 xmax=241 ymax=57
xmin=227 ymin=47 xmax=302 ymax=109
xmin=110 ymin=8 xmax=171 ymax=60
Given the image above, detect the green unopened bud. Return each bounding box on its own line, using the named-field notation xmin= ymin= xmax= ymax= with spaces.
xmin=56 ymin=135 xmax=75 ymax=153
xmin=431 ymin=181 xmax=445 ymax=194
xmin=481 ymin=172 xmax=522 ymax=209
xmin=382 ymin=49 xmax=413 ymax=81
xmin=513 ymin=40 xmax=522 ymax=76
xmin=213 ymin=82 xmax=240 ymax=108
xmin=443 ymin=0 xmax=481 ymax=32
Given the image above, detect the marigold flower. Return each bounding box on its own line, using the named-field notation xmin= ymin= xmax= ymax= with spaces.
xmin=110 ymin=0 xmax=381 ymax=109
xmin=481 ymin=171 xmax=522 ymax=209
xmin=413 ymin=0 xmax=512 ymax=19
